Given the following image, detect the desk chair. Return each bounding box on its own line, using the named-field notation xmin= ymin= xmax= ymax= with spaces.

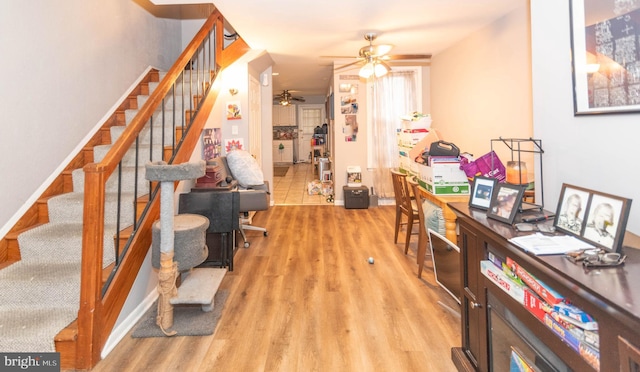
xmin=408 ymin=178 xmax=428 ymax=277
xmin=202 ymin=152 xmax=270 ymax=248
xmin=391 ymin=169 xmax=419 ymax=254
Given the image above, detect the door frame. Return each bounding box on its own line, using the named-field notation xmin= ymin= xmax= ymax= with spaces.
xmin=297 ymin=104 xmax=326 ymax=163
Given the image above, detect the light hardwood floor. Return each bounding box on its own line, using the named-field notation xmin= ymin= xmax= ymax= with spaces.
xmin=90 ymin=205 xmax=461 ymax=371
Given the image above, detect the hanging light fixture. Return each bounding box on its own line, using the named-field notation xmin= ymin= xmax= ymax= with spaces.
xmin=359 ymin=61 xmax=375 ymax=79
xmin=359 ymin=56 xmax=390 ymax=79
xmin=279 ymin=90 xmax=292 ymax=105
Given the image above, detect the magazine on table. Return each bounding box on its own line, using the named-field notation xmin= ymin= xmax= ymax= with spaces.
xmin=509 ymin=233 xmax=595 ymax=255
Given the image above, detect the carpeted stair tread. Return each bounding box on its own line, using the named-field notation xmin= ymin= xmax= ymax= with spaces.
xmin=0 ymin=261 xmax=83 ymax=352
xmin=2 ymin=70 xmax=192 ymax=354
xmin=137 ymin=94 xmax=195 ymax=111
xmin=17 ymin=223 xmax=117 ymax=266
xmin=0 ymin=307 xmax=78 ymax=352
xmin=71 ymin=166 xmax=149 ymax=194
xmin=123 ymin=108 xmax=186 ymax=126
xmin=93 ymin=143 xmax=164 ymax=166
xmin=110 ymin=122 xmax=180 ymax=146
xmin=0 ymin=267 xmax=79 ymax=309
xmin=46 ymin=191 xmax=136 ymax=226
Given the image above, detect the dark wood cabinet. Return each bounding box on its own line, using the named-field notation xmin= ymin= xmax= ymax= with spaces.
xmin=458 ymin=223 xmax=487 ymax=371
xmin=450 ymin=202 xmax=640 ymax=372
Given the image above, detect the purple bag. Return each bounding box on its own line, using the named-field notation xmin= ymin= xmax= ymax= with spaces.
xmin=459 ymin=151 xmax=506 ymax=182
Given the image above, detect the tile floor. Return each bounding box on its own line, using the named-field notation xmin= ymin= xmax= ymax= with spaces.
xmin=272 ymin=162 xmax=333 ymax=205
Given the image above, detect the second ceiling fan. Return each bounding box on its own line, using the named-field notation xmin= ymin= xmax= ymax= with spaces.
xmin=274 ymin=90 xmax=305 ymax=106
xmin=333 ymin=33 xmax=432 ymax=78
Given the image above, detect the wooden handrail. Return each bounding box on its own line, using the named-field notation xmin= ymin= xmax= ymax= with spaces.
xmin=76 ymin=10 xmax=249 ymax=369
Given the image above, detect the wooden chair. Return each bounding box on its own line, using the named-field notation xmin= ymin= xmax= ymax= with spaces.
xmin=408 ymin=178 xmax=429 ymax=277
xmin=391 ymin=170 xmax=419 ymax=254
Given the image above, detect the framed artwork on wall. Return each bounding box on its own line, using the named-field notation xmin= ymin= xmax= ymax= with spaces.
xmin=570 ymin=0 xmax=640 ymax=114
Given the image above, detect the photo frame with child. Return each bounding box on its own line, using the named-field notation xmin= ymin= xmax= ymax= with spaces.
xmin=554 ymin=183 xmax=632 ymax=253
xmin=487 ymin=183 xmax=525 ymax=224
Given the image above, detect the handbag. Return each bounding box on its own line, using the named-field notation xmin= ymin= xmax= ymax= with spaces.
xmin=429 ymin=140 xmax=460 ymax=157
xmin=459 ymin=150 xmax=506 ymax=182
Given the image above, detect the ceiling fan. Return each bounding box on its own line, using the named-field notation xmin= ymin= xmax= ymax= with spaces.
xmin=274 ymin=90 xmax=305 ymax=106
xmin=331 ymin=33 xmax=432 ymax=78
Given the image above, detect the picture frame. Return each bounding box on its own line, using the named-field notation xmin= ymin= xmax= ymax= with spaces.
xmin=554 ymin=183 xmax=632 ymax=253
xmin=469 ymin=176 xmax=497 ymax=210
xmin=553 ymin=184 xmax=590 ymax=237
xmin=487 ymin=183 xmax=525 ymax=224
xmin=570 ymin=0 xmax=640 ymax=115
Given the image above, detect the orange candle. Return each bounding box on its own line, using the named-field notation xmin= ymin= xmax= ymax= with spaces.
xmin=506 ymin=161 xmax=528 ymax=184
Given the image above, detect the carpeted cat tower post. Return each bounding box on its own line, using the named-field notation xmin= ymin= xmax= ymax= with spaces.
xmin=145 ymin=160 xmax=226 ymax=336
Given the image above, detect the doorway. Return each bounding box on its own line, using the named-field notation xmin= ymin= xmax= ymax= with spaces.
xmin=297 ymin=104 xmax=325 ymax=163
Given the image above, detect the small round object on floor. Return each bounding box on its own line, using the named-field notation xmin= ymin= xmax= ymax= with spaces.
xmin=368 ymin=257 xmax=374 ymax=264
xmin=244 ymin=242 xmax=250 ymax=248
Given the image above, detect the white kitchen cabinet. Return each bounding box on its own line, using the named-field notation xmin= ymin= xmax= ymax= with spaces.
xmin=273 ymin=105 xmax=296 ymax=126
xmin=273 ymin=140 xmax=293 ymax=163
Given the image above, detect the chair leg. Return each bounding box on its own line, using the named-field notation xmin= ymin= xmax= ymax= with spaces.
xmin=404 ymin=213 xmax=414 ymax=254
xmin=394 ymin=209 xmax=401 ymax=243
xmin=239 ymin=212 xmax=268 ymax=248
xmin=416 ymin=230 xmax=425 ymax=278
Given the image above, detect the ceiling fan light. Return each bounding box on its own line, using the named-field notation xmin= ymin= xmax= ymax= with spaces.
xmin=359 ymin=63 xmax=375 ymax=78
xmin=374 ymin=62 xmax=389 ymax=77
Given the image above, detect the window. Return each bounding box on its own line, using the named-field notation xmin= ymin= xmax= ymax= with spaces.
xmin=367 ymin=67 xmax=422 ymax=169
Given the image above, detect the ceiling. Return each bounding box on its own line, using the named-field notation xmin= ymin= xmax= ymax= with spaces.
xmin=212 ymin=0 xmax=526 ymax=98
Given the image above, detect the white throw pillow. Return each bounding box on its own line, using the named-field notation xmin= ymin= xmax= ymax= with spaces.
xmin=226 ymin=150 xmax=264 ymax=187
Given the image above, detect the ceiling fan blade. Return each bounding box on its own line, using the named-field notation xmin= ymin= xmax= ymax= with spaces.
xmin=321 ymin=55 xmax=361 ymax=59
xmin=380 ymin=60 xmax=392 ymax=70
xmin=334 ymin=60 xmax=363 ymax=71
xmin=387 ymin=60 xmax=431 ymax=67
xmin=384 ymin=54 xmax=432 ymax=60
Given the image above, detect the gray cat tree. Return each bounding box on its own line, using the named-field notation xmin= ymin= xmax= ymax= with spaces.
xmin=145 ymin=160 xmax=226 ymax=335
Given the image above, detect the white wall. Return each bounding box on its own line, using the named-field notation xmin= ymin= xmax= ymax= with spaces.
xmin=332 ymin=70 xmax=371 ymax=202
xmin=0 ymin=1 xmax=184 ymax=236
xmin=531 ymin=1 xmax=640 ymax=235
xmin=430 ymin=2 xmax=532 ymax=165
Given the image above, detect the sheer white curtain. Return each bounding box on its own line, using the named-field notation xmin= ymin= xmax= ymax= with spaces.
xmin=371 ymin=70 xmax=417 ymax=198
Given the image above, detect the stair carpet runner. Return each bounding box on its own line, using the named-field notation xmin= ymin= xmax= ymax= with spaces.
xmin=0 ymin=72 xmax=208 ymax=352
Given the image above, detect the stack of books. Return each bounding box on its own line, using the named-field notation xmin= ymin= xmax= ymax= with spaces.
xmin=481 ymin=254 xmax=600 ymax=370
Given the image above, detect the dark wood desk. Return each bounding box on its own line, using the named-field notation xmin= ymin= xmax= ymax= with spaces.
xmin=449 ymin=202 xmax=640 ymax=371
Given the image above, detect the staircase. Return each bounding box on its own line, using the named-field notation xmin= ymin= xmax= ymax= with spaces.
xmin=0 ymin=10 xmax=249 ymax=370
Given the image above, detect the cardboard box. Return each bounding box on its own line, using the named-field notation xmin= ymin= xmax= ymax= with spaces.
xmin=407 ymin=129 xmax=440 ymax=161
xmin=398 ymin=150 xmax=414 ymax=175
xmin=481 ymin=260 xmax=525 ymax=305
xmin=398 ymin=130 xmax=429 ymax=146
xmin=506 ymin=257 xmax=564 ymax=305
xmin=415 ymin=160 xmax=470 ymax=195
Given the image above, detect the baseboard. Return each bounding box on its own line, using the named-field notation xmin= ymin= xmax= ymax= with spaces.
xmin=101 ymin=289 xmax=158 ymax=359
